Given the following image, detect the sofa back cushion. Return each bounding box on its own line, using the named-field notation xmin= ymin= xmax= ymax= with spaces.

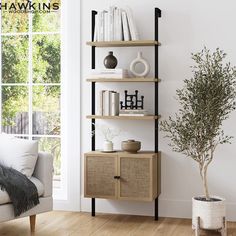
xmin=0 ymin=134 xmax=38 ymax=177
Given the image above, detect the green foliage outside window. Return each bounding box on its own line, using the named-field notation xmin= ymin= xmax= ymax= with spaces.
xmin=2 ymin=0 xmax=29 ymax=33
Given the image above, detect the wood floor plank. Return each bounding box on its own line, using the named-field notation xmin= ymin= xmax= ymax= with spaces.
xmin=0 ymin=211 xmax=235 ymax=236
xmin=128 ymin=216 xmax=164 ymax=236
xmin=70 ymin=214 xmax=114 ymax=235
xmin=91 ymin=215 xmax=155 ymax=236
xmin=152 ymin=218 xmax=182 ymax=236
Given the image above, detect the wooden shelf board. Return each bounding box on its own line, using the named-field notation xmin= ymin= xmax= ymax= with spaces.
xmin=86 ymin=150 xmax=160 ymax=155
xmin=86 ymin=40 xmax=161 ymax=47
xmin=86 ymin=78 xmax=160 ymax=82
xmin=86 ymin=115 xmax=160 ymax=120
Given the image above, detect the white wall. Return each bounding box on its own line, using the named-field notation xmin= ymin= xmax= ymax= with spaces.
xmin=81 ymin=0 xmax=236 ymax=221
xmin=54 ymin=0 xmax=81 ymax=210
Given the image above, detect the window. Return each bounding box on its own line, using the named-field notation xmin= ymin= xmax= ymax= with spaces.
xmin=0 ymin=0 xmax=61 ymax=189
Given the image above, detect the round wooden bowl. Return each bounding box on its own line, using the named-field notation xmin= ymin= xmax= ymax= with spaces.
xmin=121 ymin=140 xmax=141 ymax=153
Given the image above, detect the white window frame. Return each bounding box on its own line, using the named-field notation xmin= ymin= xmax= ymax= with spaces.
xmin=0 ymin=0 xmax=81 ymax=210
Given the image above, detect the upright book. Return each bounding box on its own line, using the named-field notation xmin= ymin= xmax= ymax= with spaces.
xmin=97 ymin=90 xmax=105 ymax=115
xmin=110 ymin=92 xmax=120 ymax=116
xmin=93 ymin=14 xmax=98 ymax=41
xmin=125 ymin=7 xmax=139 ymax=40
xmin=103 ymin=90 xmax=110 ymax=116
xmin=114 ymin=8 xmax=123 ymax=41
xmin=108 ymin=6 xmax=115 ymax=41
xmin=104 ymin=12 xmax=109 ymax=41
xmin=121 ymin=10 xmax=131 ymax=41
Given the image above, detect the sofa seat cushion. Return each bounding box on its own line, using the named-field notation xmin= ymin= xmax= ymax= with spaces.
xmin=0 ymin=177 xmax=44 ymax=205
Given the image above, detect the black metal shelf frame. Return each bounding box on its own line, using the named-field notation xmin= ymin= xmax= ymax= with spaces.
xmin=89 ymin=8 xmax=161 ymax=220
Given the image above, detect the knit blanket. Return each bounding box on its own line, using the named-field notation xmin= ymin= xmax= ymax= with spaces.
xmin=0 ymin=164 xmax=39 ymax=216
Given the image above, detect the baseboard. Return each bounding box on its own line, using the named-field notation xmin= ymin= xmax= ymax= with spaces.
xmin=81 ymin=198 xmax=236 ymax=221
xmin=53 ymin=199 xmax=80 ymax=212
xmin=159 ymin=198 xmax=192 ymax=219
xmin=160 ymin=199 xmax=236 ymax=222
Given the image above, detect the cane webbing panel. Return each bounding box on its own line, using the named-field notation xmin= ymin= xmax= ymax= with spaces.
xmin=120 ymin=157 xmax=150 ymax=198
xmin=86 ymin=156 xmax=116 ymax=197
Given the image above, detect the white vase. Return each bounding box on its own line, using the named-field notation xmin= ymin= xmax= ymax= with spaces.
xmin=192 ymin=196 xmax=226 ymax=230
xmin=130 ymin=52 xmax=150 ymax=78
xmin=103 ymin=140 xmax=113 ymax=152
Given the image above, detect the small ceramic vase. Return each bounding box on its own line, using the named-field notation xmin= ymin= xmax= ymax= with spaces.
xmin=130 ymin=52 xmax=150 ymax=77
xmin=103 ymin=140 xmax=113 ymax=152
xmin=103 ymin=51 xmax=118 ymax=69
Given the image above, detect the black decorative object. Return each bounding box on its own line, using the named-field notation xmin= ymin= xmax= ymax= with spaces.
xmin=103 ymin=51 xmax=118 ymax=69
xmin=120 ymin=90 xmax=144 ymax=110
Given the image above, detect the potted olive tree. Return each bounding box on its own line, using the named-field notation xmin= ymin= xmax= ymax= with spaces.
xmin=160 ymin=48 xmax=236 ymax=235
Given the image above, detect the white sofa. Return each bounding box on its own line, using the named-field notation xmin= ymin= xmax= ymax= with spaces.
xmin=0 ymin=152 xmax=53 ymax=232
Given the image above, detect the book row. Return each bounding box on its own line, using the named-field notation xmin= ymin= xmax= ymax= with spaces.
xmin=97 ymin=90 xmax=148 ymax=116
xmin=97 ymin=90 xmax=120 ymax=116
xmin=93 ymin=6 xmax=139 ymax=42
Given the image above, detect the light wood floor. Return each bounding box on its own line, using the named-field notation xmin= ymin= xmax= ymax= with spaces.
xmin=0 ymin=211 xmax=236 ymax=236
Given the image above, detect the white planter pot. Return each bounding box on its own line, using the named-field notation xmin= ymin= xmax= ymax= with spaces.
xmin=103 ymin=141 xmax=113 ymax=152
xmin=192 ymin=196 xmax=226 ymax=230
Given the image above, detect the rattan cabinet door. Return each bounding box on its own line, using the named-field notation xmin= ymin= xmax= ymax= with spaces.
xmin=118 ymin=155 xmax=153 ymax=201
xmin=84 ymin=155 xmax=117 ymax=199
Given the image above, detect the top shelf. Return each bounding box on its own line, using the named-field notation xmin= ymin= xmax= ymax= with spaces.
xmin=86 ymin=40 xmax=161 ymax=47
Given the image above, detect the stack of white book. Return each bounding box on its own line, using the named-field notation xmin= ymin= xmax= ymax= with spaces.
xmin=93 ymin=6 xmax=139 ymax=42
xmin=89 ymin=69 xmax=129 ymax=79
xmin=119 ymin=109 xmax=149 ymax=116
xmin=97 ymin=90 xmax=120 ymax=116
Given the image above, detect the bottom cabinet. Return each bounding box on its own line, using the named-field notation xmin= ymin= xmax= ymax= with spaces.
xmin=84 ymin=151 xmax=161 ymax=202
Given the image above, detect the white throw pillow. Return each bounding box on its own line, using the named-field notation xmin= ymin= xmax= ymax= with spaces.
xmin=0 ymin=134 xmax=38 ymax=177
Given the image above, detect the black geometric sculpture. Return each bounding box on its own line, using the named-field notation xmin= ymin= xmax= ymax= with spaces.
xmin=120 ymin=90 xmax=144 ymax=110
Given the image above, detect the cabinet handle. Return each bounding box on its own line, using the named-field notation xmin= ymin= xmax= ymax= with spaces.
xmin=114 ymin=176 xmax=120 ymax=179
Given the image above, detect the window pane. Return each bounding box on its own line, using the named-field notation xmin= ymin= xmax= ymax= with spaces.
xmin=33 ymin=34 xmax=60 ymax=83
xmin=2 ymin=36 xmax=29 ymax=83
xmin=33 ymin=136 xmax=61 ymax=188
xmin=33 ymin=85 xmax=60 ymax=135
xmin=33 ymin=0 xmax=60 ymax=32
xmin=2 ymin=86 xmax=28 ymax=134
xmin=2 ymin=0 xmax=29 ymax=33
